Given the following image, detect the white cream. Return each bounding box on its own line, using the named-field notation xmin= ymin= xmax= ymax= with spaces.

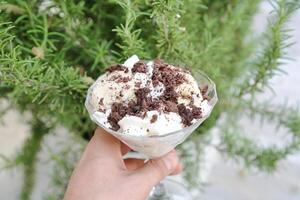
xmin=93 ymin=110 xmax=112 ymax=129
xmin=150 ymin=82 xmax=165 ymax=99
xmin=147 ymin=111 xmax=183 ymax=135
xmin=118 ymin=111 xmax=183 ymax=136
xmin=200 ymin=100 xmax=211 ymax=116
xmin=90 ymin=71 xmax=135 ymax=109
xmin=134 ymin=73 xmax=149 ymax=88
xmin=123 ymin=55 xmax=139 ymax=69
xmin=176 ymin=72 xmax=203 ymax=106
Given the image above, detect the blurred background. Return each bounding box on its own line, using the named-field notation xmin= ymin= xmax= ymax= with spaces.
xmin=1 ymin=1 xmax=300 ymax=200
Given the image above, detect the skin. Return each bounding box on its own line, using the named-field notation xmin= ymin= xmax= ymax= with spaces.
xmin=64 ymin=128 xmax=182 ymax=200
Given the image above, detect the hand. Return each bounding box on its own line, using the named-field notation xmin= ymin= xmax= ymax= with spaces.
xmin=64 ymin=128 xmax=182 ymax=200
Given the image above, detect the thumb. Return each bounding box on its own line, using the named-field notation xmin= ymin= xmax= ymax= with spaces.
xmin=132 ymin=150 xmax=179 ymax=187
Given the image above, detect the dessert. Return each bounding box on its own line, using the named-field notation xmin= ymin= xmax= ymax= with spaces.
xmin=86 ymin=55 xmax=212 ymax=136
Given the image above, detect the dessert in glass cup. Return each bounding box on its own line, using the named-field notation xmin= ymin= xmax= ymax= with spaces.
xmin=85 ymin=55 xmax=218 ymax=200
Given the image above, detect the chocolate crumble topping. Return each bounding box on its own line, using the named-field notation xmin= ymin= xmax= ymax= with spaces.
xmin=164 ymin=101 xmax=178 ymax=113
xmin=98 ymin=98 xmax=106 ymax=112
xmin=135 ymin=88 xmax=151 ymax=102
xmin=152 ymin=61 xmax=186 ymax=87
xmin=191 ymin=105 xmax=202 ymax=119
xmin=163 ymin=86 xmax=178 ymax=102
xmin=135 ymin=81 xmax=142 ymax=88
xmin=177 ymin=104 xmax=194 ymax=126
xmin=148 ymin=99 xmax=164 ymax=111
xmin=124 ymin=85 xmax=131 ymax=90
xmin=200 ymin=85 xmax=211 ymax=101
xmin=99 ymin=98 xmax=104 ymax=106
xmin=135 ymin=88 xmax=151 ymax=112
xmin=116 ymin=76 xmax=132 ymax=83
xmin=102 ymin=58 xmax=205 ymax=131
xmin=109 ymin=74 xmax=132 ymax=83
xmin=127 ymin=100 xmax=140 ymax=115
xmin=151 ymin=66 xmax=163 ymax=87
xmin=151 ymin=60 xmax=186 ymax=105
xmin=154 ymin=58 xmax=165 ymax=66
xmin=108 ymin=103 xmax=128 ymax=131
xmin=132 ymin=61 xmax=147 ymax=73
xmin=106 ymin=64 xmax=128 ymax=73
xmin=200 ymin=85 xmax=208 ymax=96
xmin=98 ymin=108 xmax=106 ymax=112
xmin=202 ymin=95 xmax=210 ymax=101
xmin=150 ymin=114 xmax=158 ymax=123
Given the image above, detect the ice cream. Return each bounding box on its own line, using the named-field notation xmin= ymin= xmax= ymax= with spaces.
xmin=85 ymin=55 xmax=212 ymax=136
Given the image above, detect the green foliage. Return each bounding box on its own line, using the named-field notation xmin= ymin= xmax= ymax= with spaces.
xmin=238 ymin=0 xmax=300 ymax=97
xmin=0 ymin=0 xmax=300 ymax=198
xmin=112 ymin=0 xmax=149 ymax=58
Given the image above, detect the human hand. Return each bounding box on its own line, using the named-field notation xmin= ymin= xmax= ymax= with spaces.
xmin=64 ymin=128 xmax=182 ymax=200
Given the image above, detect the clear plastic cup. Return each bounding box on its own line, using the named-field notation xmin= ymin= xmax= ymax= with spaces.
xmin=85 ymin=68 xmax=218 ymax=158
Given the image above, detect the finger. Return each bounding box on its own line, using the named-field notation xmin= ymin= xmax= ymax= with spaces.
xmin=131 ymin=150 xmax=179 ymax=188
xmin=121 ymin=143 xmax=131 ymax=156
xmin=170 ymin=163 xmax=183 ymax=175
xmin=81 ymin=127 xmax=122 ymax=163
xmin=124 ymin=158 xmax=145 ymax=170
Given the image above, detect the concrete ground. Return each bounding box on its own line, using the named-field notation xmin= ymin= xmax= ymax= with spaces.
xmin=1 ymin=2 xmax=300 ymax=200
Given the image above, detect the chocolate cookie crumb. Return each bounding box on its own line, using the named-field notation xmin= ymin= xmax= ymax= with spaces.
xmin=154 ymin=58 xmax=165 ymax=66
xmin=150 ymin=114 xmax=158 ymax=123
xmin=135 ymin=88 xmax=151 ymax=103
xmin=202 ymin=94 xmax=211 ymax=101
xmin=164 ymin=101 xmax=178 ymax=113
xmin=106 ymin=64 xmax=127 ymax=73
xmin=98 ymin=108 xmax=106 ymax=113
xmin=124 ymin=85 xmax=131 ymax=90
xmin=151 ymin=66 xmax=163 ymax=87
xmin=99 ymin=98 xmax=104 ymax=106
xmin=177 ymin=104 xmax=194 ymax=126
xmin=200 ymin=85 xmax=208 ymax=96
xmin=148 ymin=99 xmax=163 ymax=111
xmin=127 ymin=100 xmax=140 ymax=115
xmin=116 ymin=76 xmax=132 ymax=83
xmin=163 ymin=86 xmax=178 ymax=102
xmin=191 ymin=106 xmax=202 ymax=119
xmin=152 ymin=61 xmax=186 ymax=90
xmin=132 ymin=61 xmax=147 ymax=73
xmin=200 ymin=85 xmax=211 ymax=101
xmin=135 ymin=81 xmax=142 ymax=88
xmin=108 ymin=103 xmax=128 ymax=131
